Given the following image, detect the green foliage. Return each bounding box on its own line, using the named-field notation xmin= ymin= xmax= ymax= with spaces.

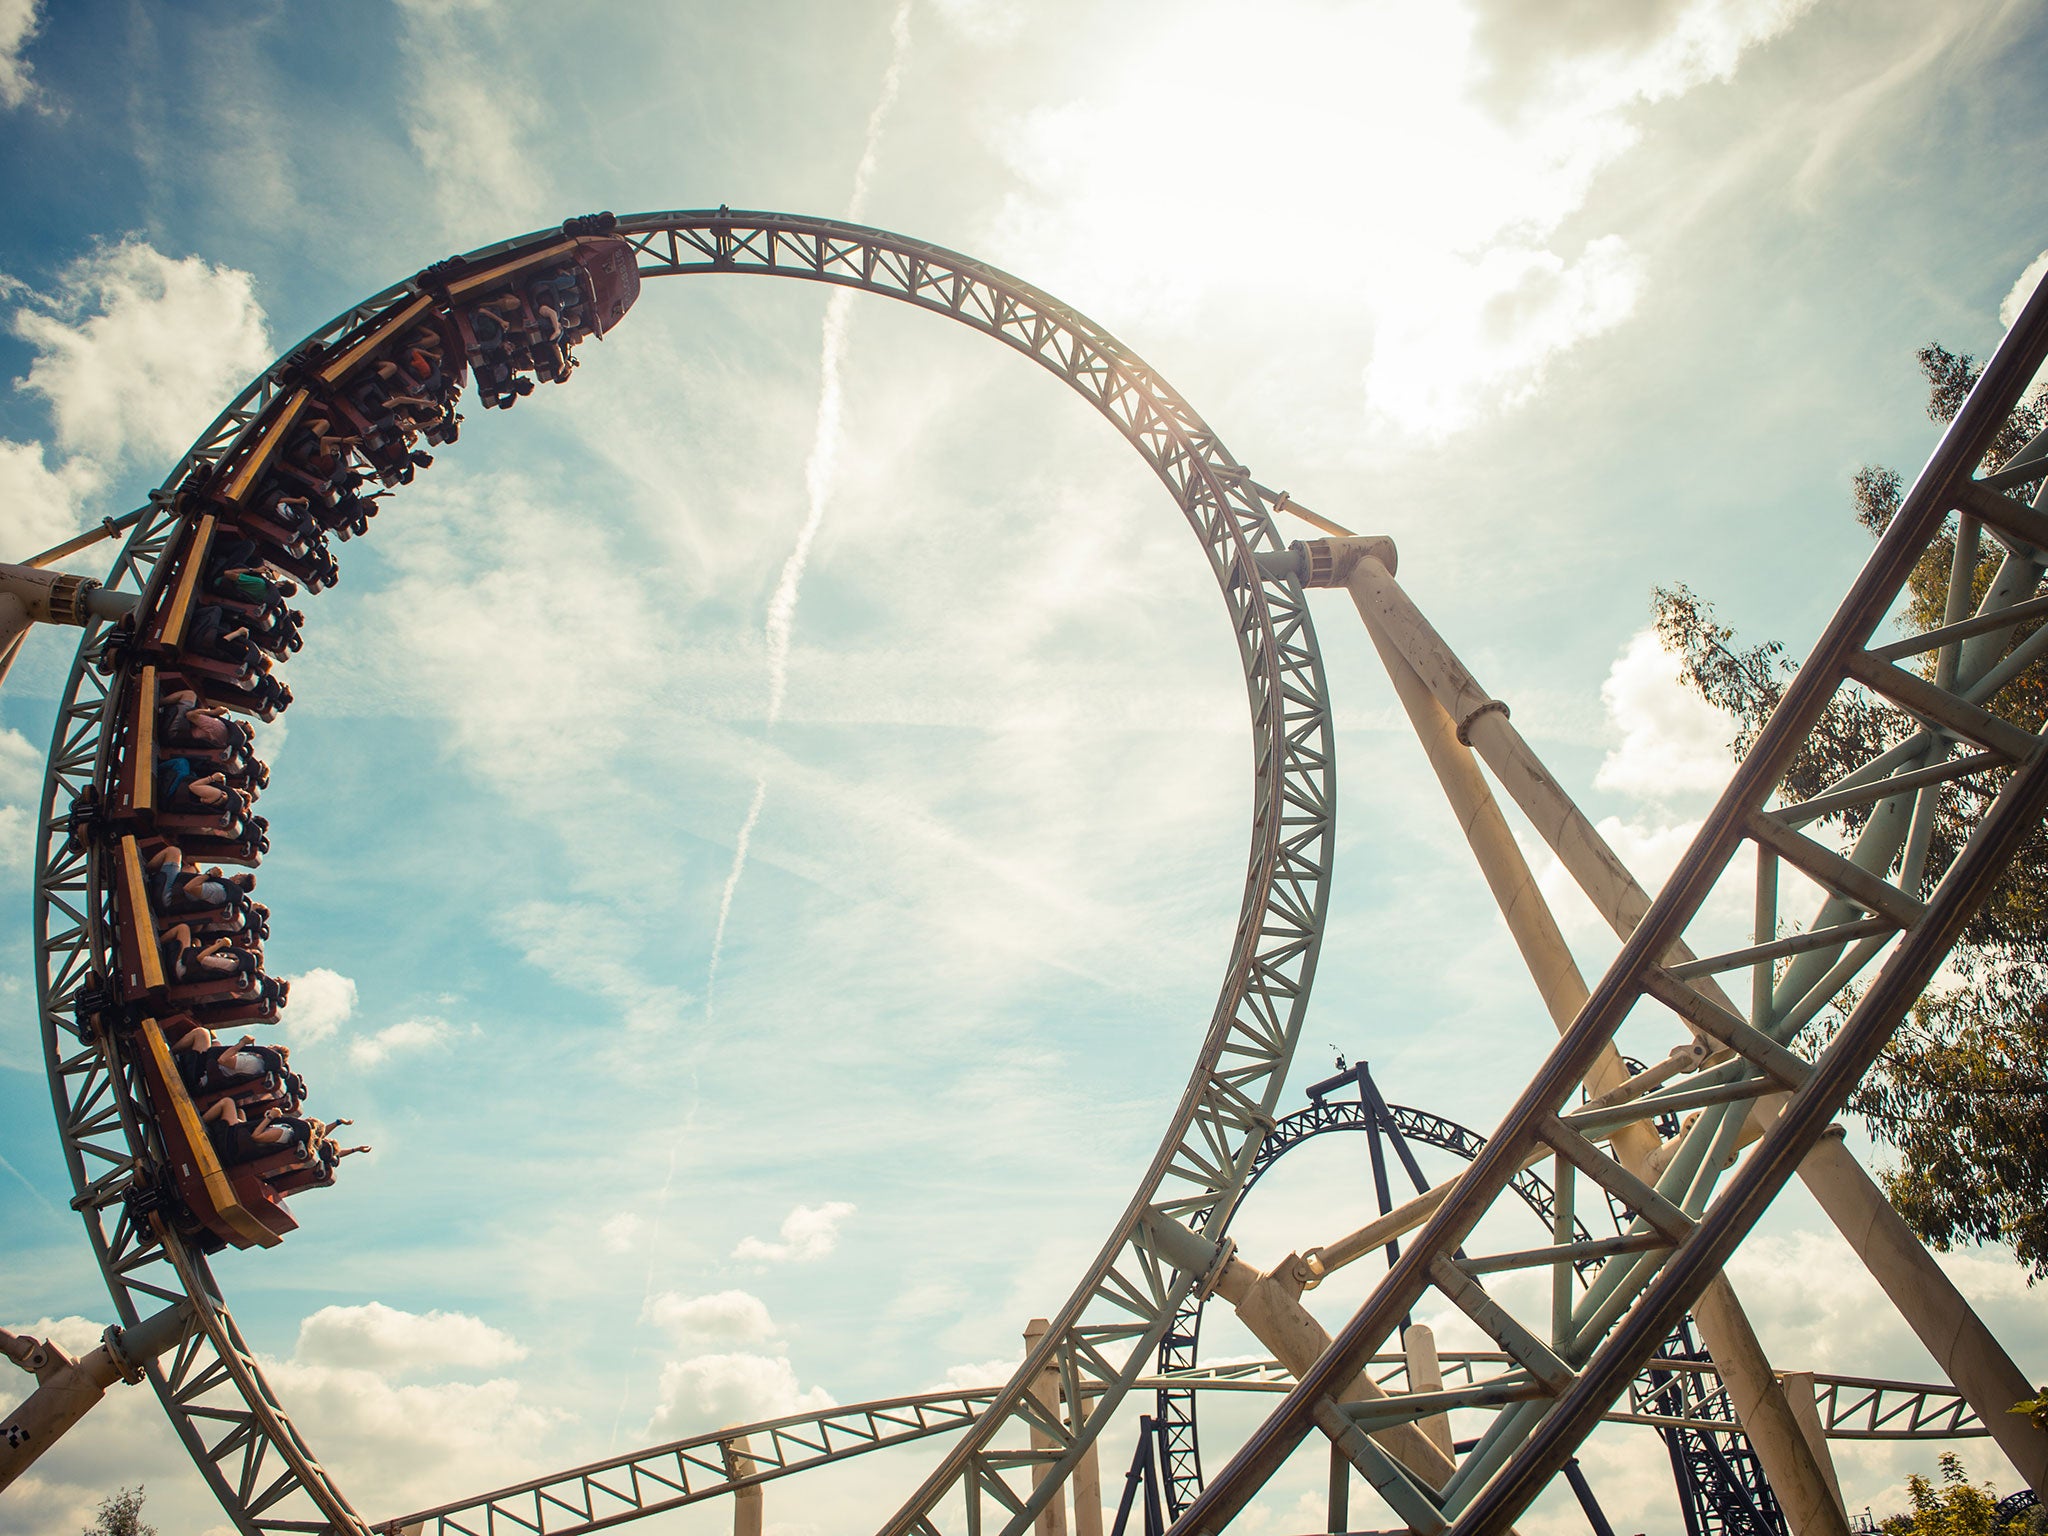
xmin=1652 ymin=343 xmax=2048 ymax=1278
xmin=2014 ymin=1387 xmax=2048 ymax=1432
xmin=1876 ymin=1452 xmax=2027 ymax=1534
xmin=81 ymin=1487 xmax=155 ymax=1536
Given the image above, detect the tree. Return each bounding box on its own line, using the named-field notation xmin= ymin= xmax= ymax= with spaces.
xmin=2014 ymin=1388 xmax=2048 ymax=1433
xmin=80 ymin=1487 xmax=155 ymax=1536
xmin=1654 ymin=344 xmax=2048 ymax=1278
xmin=1877 ymin=1452 xmax=2030 ymax=1534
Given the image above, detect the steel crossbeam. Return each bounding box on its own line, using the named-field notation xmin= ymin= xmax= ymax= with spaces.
xmin=1147 ymin=1084 xmax=1605 ymax=1517
xmin=1172 ymin=268 xmax=2048 ymax=1534
xmin=1148 ymin=1361 xmax=1982 ymax=1442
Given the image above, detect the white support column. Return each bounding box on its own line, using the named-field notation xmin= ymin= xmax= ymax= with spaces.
xmin=1324 ymin=537 xmax=1850 ymax=1536
xmin=724 ymin=1432 xmax=764 ymax=1536
xmin=1022 ymin=1319 xmax=1070 ymax=1536
xmin=1799 ymin=1129 xmax=2048 ymax=1488
xmin=1 ymin=1305 xmax=190 ymax=1491
xmin=1071 ymin=1425 xmax=1104 ymax=1536
xmin=1778 ymin=1372 xmax=1845 ymax=1516
xmin=1307 ymin=534 xmax=2046 ymax=1505
xmin=1402 ymin=1323 xmax=1454 ymax=1460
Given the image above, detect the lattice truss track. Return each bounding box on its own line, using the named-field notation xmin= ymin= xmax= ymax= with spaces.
xmin=30 ymin=213 xmax=1334 ymax=1534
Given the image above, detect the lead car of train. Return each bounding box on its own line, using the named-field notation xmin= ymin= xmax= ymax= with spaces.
xmin=66 ymin=214 xmax=640 ymax=1253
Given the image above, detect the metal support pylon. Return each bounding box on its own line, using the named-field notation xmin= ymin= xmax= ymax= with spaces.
xmin=1111 ymin=1418 xmax=1169 ymax=1536
xmin=1178 ymin=266 xmax=2048 ymax=1533
xmin=1285 ymin=536 xmax=1847 ymax=1534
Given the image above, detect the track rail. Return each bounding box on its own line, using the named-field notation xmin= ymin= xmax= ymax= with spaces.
xmin=1152 ymin=1090 xmax=1601 ymax=1515
xmin=389 ymin=1360 xmax=1984 ymax=1536
xmin=31 ymin=212 xmax=1335 ymax=1534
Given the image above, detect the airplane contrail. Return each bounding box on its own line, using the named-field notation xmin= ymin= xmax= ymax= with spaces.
xmin=705 ymin=0 xmax=913 ymax=1019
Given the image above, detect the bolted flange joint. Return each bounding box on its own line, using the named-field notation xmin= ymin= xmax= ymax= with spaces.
xmin=1260 ymin=534 xmax=1399 ymax=588
xmin=1455 ymin=697 xmax=1511 ymax=745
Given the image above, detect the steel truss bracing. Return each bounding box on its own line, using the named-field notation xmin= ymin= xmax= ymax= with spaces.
xmin=1148 ymin=1360 xmax=1983 ymax=1443
xmin=29 ymin=211 xmax=1336 ymax=1535
xmin=383 ymin=1359 xmax=1984 ymax=1536
xmin=1636 ymin=1318 xmax=1785 ymax=1536
xmin=386 ymin=1391 xmax=1000 ymax=1536
xmin=1171 ymin=274 xmax=2048 ymax=1533
xmin=1152 ymin=1068 xmax=1782 ymax=1536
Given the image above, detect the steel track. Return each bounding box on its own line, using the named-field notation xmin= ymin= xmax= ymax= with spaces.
xmin=384 ymin=1360 xmax=1985 ymax=1536
xmin=29 ymin=211 xmax=1336 ymax=1535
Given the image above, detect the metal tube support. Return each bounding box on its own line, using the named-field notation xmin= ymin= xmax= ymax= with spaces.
xmin=1337 ymin=541 xmax=1849 ymax=1536
xmin=1142 ymin=1212 xmax=1464 ymax=1491
xmin=0 ymin=563 xmax=138 ymax=628
xmin=724 ymin=1432 xmax=764 ymax=1536
xmin=1347 ymin=537 xmax=2048 ymax=1499
xmin=1072 ymin=1413 xmax=1104 ymax=1536
xmin=1 ymin=1303 xmax=191 ymax=1490
xmin=1798 ymin=1128 xmax=2048 ymax=1488
xmin=1329 ymin=1436 xmax=1353 ymax=1533
xmin=1559 ymin=1458 xmax=1617 ymax=1536
xmin=1404 ymin=1323 xmax=1455 ymax=1461
xmin=1022 ymin=1319 xmax=1072 ymax=1536
xmin=0 ymin=561 xmax=138 ymax=692
xmin=1778 ymin=1373 xmax=1845 ymax=1516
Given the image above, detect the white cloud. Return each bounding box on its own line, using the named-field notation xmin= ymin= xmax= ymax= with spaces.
xmin=395 ymin=3 xmax=549 ymax=239
xmin=1363 ymin=234 xmax=1643 ymax=441
xmin=732 ymin=1200 xmax=856 ymax=1264
xmin=927 ymin=0 xmax=1022 ymax=45
xmin=983 ymin=0 xmax=1810 ymax=441
xmin=294 ymin=1301 xmax=526 ymax=1374
xmin=0 ymin=1307 xmax=555 ymax=1530
xmin=0 ymin=803 xmax=31 ymax=870
xmin=600 ymin=1211 xmax=645 ymax=1253
xmin=0 ymin=726 xmax=47 ymax=872
xmin=2001 ymin=246 xmax=2048 ymax=330
xmin=648 ymin=1352 xmax=834 ymax=1437
xmin=1593 ymin=626 xmax=1735 ymax=803
xmin=0 ymin=437 xmax=100 ymax=558
xmin=282 ymin=967 xmax=357 ymax=1045
xmin=0 ymin=723 xmax=41 ymax=801
xmin=348 ymin=1015 xmax=463 ymax=1068
xmin=10 ymin=239 xmax=271 ymax=464
xmin=1474 ymin=0 xmax=1818 ymax=115
xmin=264 ymin=1357 xmax=559 ymax=1515
xmin=644 ymin=1289 xmax=780 ymax=1349
xmin=930 ymin=1353 xmax=1021 ymax=1391
xmin=0 ymin=0 xmax=41 ymax=111
xmin=508 ymin=900 xmax=692 ymax=1034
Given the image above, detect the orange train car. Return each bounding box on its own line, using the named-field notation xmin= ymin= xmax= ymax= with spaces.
xmin=90 ymin=217 xmax=645 ymax=1255
xmin=128 ymin=1017 xmax=296 ymax=1251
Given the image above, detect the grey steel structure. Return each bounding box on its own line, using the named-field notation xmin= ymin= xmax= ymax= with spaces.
xmin=377 ymin=1363 xmax=1987 ymax=1536
xmin=1151 ymin=1067 xmax=1788 ymax=1536
xmin=1171 ymin=274 xmax=2048 ymax=1530
xmin=22 ymin=210 xmax=2048 ymax=1534
xmin=29 ymin=211 xmax=1334 ymax=1534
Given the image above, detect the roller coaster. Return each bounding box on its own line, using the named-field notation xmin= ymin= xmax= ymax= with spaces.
xmin=4 ymin=209 xmax=2046 ymax=1535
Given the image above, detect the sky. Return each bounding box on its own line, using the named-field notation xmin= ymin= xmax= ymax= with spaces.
xmin=0 ymin=1 xmax=2045 ymax=1533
